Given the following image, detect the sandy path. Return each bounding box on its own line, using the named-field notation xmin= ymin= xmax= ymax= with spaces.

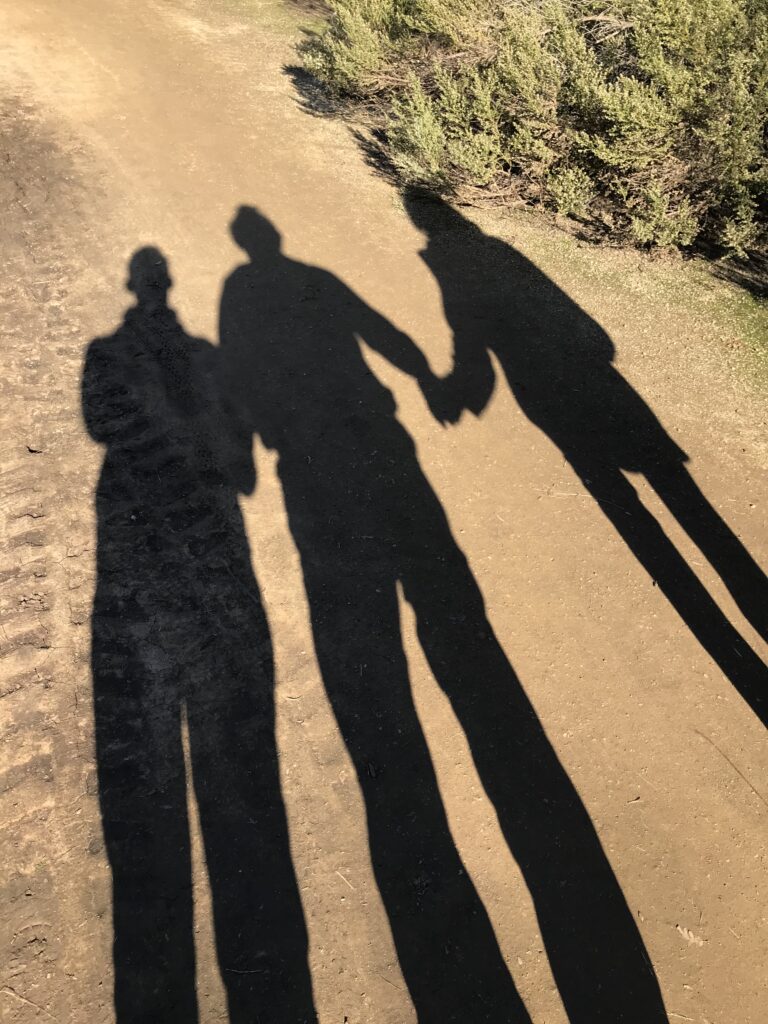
xmin=0 ymin=2 xmax=766 ymax=1022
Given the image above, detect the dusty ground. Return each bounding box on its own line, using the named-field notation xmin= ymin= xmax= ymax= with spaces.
xmin=0 ymin=1 xmax=766 ymax=1022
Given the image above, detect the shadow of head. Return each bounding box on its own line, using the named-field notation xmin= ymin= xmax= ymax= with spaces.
xmin=127 ymin=246 xmax=172 ymax=309
xmin=403 ymin=188 xmax=479 ymax=243
xmin=230 ymin=206 xmax=282 ymax=261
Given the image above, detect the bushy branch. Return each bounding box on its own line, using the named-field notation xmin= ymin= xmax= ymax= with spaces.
xmin=301 ymin=0 xmax=768 ymax=256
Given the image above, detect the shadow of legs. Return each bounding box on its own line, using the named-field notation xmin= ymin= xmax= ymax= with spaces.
xmin=572 ymin=461 xmax=767 ymax=726
xmin=304 ymin=569 xmax=531 ymax=1024
xmin=403 ymin=528 xmax=669 ymax=1024
xmin=95 ymin=660 xmax=198 ymax=1023
xmin=188 ymin=671 xmax=317 ymax=1024
xmin=646 ymin=462 xmax=768 ymax=644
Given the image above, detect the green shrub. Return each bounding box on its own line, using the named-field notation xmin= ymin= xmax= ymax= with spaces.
xmin=629 ymin=183 xmax=699 ymax=247
xmin=300 ymin=0 xmax=768 ymax=258
xmin=301 ymin=0 xmax=393 ymax=93
xmin=547 ymin=166 xmax=595 ymax=218
xmin=389 ymin=75 xmax=447 ymax=182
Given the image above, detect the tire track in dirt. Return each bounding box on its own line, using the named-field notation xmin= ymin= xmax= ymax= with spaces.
xmin=1 ymin=99 xmax=112 ymax=1024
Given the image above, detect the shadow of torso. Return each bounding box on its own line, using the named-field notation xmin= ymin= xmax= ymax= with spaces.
xmin=220 ymin=258 xmax=429 ymax=570
xmin=423 ymin=229 xmax=688 ymax=473
xmin=84 ymin=305 xmax=264 ymax=652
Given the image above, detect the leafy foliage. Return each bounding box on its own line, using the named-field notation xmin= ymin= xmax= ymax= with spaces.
xmin=301 ymin=0 xmax=768 ymax=256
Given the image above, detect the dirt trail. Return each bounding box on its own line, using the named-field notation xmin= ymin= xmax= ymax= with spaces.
xmin=0 ymin=2 xmax=766 ymax=1023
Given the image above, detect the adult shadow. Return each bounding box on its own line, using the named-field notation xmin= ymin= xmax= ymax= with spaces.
xmin=218 ymin=206 xmax=669 ymax=1023
xmin=82 ymin=249 xmax=317 ymax=1023
xmin=404 ymin=192 xmax=767 ymax=728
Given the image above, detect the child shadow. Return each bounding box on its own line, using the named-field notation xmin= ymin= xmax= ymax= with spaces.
xmin=82 ymin=248 xmax=317 ymax=1023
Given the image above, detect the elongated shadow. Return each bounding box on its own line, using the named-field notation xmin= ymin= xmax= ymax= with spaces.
xmin=219 ymin=207 xmax=669 ymax=1023
xmin=404 ymin=192 xmax=767 ymax=728
xmin=83 ymin=249 xmax=317 ymax=1023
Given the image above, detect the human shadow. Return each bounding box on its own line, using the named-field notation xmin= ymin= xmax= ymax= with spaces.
xmin=219 ymin=207 xmax=669 ymax=1023
xmin=82 ymin=249 xmax=317 ymax=1023
xmin=404 ymin=192 xmax=768 ymax=728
